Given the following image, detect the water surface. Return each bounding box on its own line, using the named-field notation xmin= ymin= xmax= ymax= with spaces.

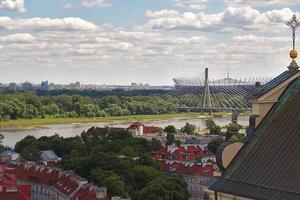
xmin=1 ymin=116 xmax=249 ymax=148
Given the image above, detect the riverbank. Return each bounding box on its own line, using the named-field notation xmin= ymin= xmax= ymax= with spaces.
xmin=0 ymin=112 xmax=222 ymax=129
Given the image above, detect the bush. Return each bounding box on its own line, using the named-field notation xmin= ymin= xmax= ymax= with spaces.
xmin=181 ymin=123 xmax=197 ymax=135
xmin=205 ymin=119 xmax=221 ymax=135
xmin=164 ymin=125 xmax=176 ymax=134
xmin=96 ymin=110 xmax=107 ymax=117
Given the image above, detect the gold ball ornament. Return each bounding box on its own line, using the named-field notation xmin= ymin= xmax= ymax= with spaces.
xmin=290 ymin=50 xmax=298 ymax=59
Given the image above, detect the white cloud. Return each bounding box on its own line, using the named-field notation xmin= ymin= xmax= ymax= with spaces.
xmin=145 ymin=9 xmax=179 ymax=18
xmin=0 ymin=33 xmax=35 ymax=43
xmin=64 ymin=0 xmax=111 ymax=8
xmin=144 ymin=7 xmax=299 ymax=33
xmin=224 ymin=0 xmax=300 ymax=7
xmin=0 ymin=16 xmax=100 ymax=31
xmin=174 ymin=0 xmax=207 ymax=11
xmin=0 ymin=0 xmax=25 ymax=13
xmin=0 ymin=5 xmax=296 ymax=85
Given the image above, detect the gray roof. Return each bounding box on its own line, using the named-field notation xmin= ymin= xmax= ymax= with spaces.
xmin=41 ymin=150 xmax=59 ymax=161
xmin=247 ymin=70 xmax=299 ymax=99
xmin=210 ymin=77 xmax=300 ymax=200
xmin=202 ymin=177 xmax=218 ymax=187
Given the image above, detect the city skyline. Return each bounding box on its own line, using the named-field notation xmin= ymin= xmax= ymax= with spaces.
xmin=0 ymin=0 xmax=299 ymax=85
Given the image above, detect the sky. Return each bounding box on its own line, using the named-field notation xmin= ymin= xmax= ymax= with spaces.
xmin=0 ymin=0 xmax=299 ymax=85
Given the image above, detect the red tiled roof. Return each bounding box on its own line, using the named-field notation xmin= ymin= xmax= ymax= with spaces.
xmin=74 ymin=185 xmax=109 ymax=200
xmin=160 ymin=160 xmax=214 ymax=176
xmin=13 ymin=162 xmax=108 ymax=199
xmin=0 ymin=192 xmax=25 ymax=200
xmin=0 ymin=174 xmax=32 ymax=200
xmin=128 ymin=122 xmax=144 ymax=128
xmin=55 ymin=173 xmax=79 ymax=196
xmin=151 ymin=146 xmax=215 ymax=161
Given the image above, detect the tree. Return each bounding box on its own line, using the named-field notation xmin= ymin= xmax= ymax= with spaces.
xmin=133 ymin=165 xmax=160 ymax=190
xmin=137 ymin=154 xmax=160 ymax=170
xmin=150 ymin=138 xmax=163 ymax=151
xmin=21 ymin=146 xmax=41 ymax=161
xmin=103 ymin=174 xmax=129 ymax=198
xmin=41 ymin=103 xmax=60 ymax=116
xmin=175 ymin=140 xmax=181 ymax=147
xmin=137 ymin=177 xmax=189 ymax=200
xmin=74 ymin=102 xmax=82 ymax=116
xmin=181 ymin=123 xmax=197 ymax=135
xmin=205 ymin=119 xmax=221 ymax=135
xmin=0 ymin=133 xmax=3 ymax=145
xmin=164 ymin=125 xmax=176 ymax=134
xmin=207 ymin=138 xmax=225 ymax=153
xmin=0 ymin=133 xmax=6 ymax=152
xmin=120 ymin=146 xmax=137 ymax=157
xmin=166 ymin=133 xmax=175 ymax=145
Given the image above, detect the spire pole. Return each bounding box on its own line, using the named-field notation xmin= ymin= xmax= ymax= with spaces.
xmin=287 ymin=14 xmax=300 ymax=71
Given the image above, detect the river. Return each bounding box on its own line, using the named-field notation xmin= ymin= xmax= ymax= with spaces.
xmin=0 ymin=115 xmax=249 ymax=148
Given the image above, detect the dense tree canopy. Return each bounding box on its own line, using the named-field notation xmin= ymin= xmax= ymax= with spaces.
xmin=14 ymin=128 xmax=189 ymax=200
xmin=0 ymin=92 xmax=182 ymax=120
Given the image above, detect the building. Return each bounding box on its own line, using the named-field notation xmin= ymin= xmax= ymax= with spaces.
xmin=68 ymin=81 xmax=81 ymax=90
xmin=183 ymin=136 xmax=225 ymax=152
xmin=0 ymin=151 xmax=20 ymax=162
xmin=39 ymin=150 xmax=62 ymax=166
xmin=151 ymin=145 xmax=216 ymax=165
xmin=9 ymin=82 xmax=18 ymax=91
xmin=127 ymin=122 xmax=162 ymax=136
xmin=15 ymin=162 xmax=110 ymax=200
xmin=0 ymin=161 xmax=32 ymax=200
xmin=151 ymin=145 xmax=219 ymax=200
xmin=209 ymin=15 xmax=300 ymax=200
xmin=40 ymin=81 xmax=49 ymax=91
xmin=21 ymin=82 xmax=35 ymax=91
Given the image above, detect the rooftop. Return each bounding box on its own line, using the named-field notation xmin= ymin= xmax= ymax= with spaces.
xmin=247 ymin=70 xmax=299 ymax=99
xmin=210 ymin=77 xmax=300 ymax=200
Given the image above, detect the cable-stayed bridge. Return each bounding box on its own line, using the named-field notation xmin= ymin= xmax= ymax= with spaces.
xmin=173 ymin=68 xmax=272 ymax=112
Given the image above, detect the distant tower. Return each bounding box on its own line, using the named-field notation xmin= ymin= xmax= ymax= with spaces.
xmin=287 ymin=14 xmax=300 ymax=71
xmin=202 ymin=68 xmax=212 ymax=114
xmin=227 ymin=65 xmax=230 ymax=79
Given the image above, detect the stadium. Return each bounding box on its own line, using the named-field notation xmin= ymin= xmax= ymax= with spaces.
xmin=173 ymin=68 xmax=272 ymax=111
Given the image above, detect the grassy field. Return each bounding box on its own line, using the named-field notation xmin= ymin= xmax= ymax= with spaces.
xmin=0 ymin=112 xmax=211 ymax=129
xmin=0 ymin=111 xmax=250 ymax=129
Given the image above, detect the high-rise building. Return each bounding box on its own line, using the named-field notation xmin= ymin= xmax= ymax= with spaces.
xmin=21 ymin=82 xmax=34 ymax=91
xmin=40 ymin=81 xmax=49 ymax=91
xmin=9 ymin=83 xmax=17 ymax=91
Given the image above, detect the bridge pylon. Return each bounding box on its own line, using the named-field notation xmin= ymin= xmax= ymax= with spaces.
xmin=202 ymin=68 xmax=212 ymax=114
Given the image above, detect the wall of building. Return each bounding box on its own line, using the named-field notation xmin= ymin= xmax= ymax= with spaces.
xmin=252 ymin=86 xmax=286 ymax=126
xmin=17 ymin=179 xmax=69 ymax=200
xmin=252 ymin=73 xmax=300 ymax=126
xmin=182 ymin=175 xmax=209 ymax=200
xmin=204 ymin=190 xmax=253 ymax=200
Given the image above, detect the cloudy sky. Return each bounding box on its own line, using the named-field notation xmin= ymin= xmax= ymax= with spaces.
xmin=0 ymin=0 xmax=299 ymax=85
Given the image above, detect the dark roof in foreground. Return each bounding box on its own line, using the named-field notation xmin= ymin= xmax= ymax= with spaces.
xmin=247 ymin=70 xmax=299 ymax=99
xmin=210 ymin=77 xmax=300 ymax=200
